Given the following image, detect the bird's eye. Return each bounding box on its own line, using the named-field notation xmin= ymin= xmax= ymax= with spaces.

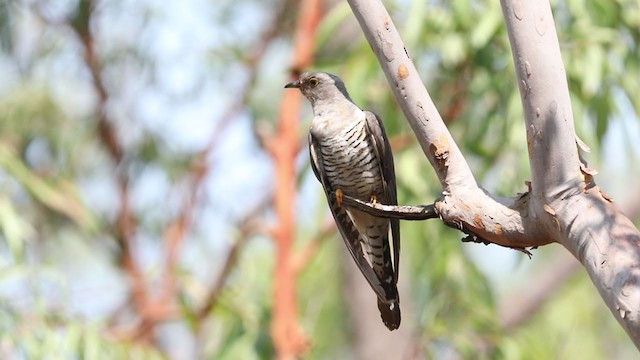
xmin=308 ymin=78 xmax=319 ymax=87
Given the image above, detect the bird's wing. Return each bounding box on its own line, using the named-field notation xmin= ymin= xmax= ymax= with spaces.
xmin=308 ymin=132 xmax=389 ymax=300
xmin=364 ymin=111 xmax=400 ymax=284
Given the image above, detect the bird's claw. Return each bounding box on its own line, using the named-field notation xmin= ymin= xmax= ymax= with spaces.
xmin=336 ymin=188 xmax=344 ymax=207
xmin=370 ymin=194 xmax=378 ymax=204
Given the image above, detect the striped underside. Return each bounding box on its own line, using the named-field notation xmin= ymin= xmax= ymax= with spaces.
xmin=318 ymin=119 xmax=392 ymax=281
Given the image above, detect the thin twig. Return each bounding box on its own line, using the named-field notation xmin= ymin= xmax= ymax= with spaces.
xmin=339 ymin=193 xmax=438 ymax=221
xmin=65 ymin=0 xmax=154 ymax=341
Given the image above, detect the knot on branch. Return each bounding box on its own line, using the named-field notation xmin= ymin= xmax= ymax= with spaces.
xmin=435 ymin=195 xmax=539 ymax=258
xmin=430 ymin=134 xmax=451 ymax=177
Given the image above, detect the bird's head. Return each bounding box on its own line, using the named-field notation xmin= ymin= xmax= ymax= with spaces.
xmin=284 ymin=72 xmax=352 ymax=105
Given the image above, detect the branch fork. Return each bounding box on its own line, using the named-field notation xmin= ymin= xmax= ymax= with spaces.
xmin=347 ymin=0 xmax=640 ymax=347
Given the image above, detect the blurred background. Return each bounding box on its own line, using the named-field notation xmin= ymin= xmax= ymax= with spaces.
xmin=0 ymin=0 xmax=639 ymax=358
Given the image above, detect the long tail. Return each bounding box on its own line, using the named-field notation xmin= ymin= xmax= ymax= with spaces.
xmin=377 ymin=298 xmax=401 ymax=330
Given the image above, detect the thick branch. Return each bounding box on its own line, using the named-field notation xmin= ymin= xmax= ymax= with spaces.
xmin=501 ymin=0 xmax=640 ymax=348
xmin=349 ymin=0 xmax=640 ymax=350
xmin=347 ymin=0 xmax=551 ymax=250
xmin=560 ymin=188 xmax=640 ymax=348
xmin=346 ymin=0 xmax=475 ymax=190
xmin=501 ymin=0 xmax=582 ymax=200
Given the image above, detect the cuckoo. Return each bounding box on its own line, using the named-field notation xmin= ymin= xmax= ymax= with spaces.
xmin=285 ymin=72 xmax=401 ymax=330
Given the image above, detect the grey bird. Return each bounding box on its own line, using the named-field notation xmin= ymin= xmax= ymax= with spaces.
xmin=285 ymin=72 xmax=401 ymax=330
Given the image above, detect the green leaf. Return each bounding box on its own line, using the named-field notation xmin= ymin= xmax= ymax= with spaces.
xmin=0 ymin=1 xmax=13 ymax=51
xmin=62 ymin=323 xmax=82 ymax=357
xmin=0 ymin=195 xmax=32 ymax=260
xmin=582 ymin=45 xmax=604 ymax=96
xmin=470 ymin=8 xmax=501 ymax=49
xmin=402 ymin=0 xmax=425 ymax=48
xmin=82 ymin=327 xmax=101 ymax=360
xmin=0 ymin=144 xmax=98 ymax=232
xmin=451 ymin=0 xmax=472 ymax=26
xmin=315 ymin=3 xmax=352 ymax=52
xmin=440 ymin=33 xmax=467 ymax=67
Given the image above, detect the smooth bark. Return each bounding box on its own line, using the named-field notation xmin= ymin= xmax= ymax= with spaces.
xmin=501 ymin=0 xmax=640 ymax=347
xmin=346 ymin=0 xmax=640 ymax=348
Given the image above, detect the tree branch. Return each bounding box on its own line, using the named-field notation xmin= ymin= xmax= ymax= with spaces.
xmin=339 ymin=193 xmax=437 ymax=221
xmin=349 ymin=0 xmax=640 ymax=348
xmin=501 ymin=0 xmax=640 ymax=348
xmin=562 ymin=189 xmax=640 ymax=348
xmin=158 ymin=0 xmax=289 ymax=324
xmin=346 ymin=0 xmax=474 ymax=190
xmin=500 ymin=0 xmax=582 ymax=199
xmin=346 ymin=0 xmax=551 ymax=250
xmin=271 ymin=0 xmax=323 ymax=357
xmin=68 ymin=0 xmax=156 ymax=342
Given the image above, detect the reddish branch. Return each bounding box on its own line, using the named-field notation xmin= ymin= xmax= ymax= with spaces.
xmin=67 ymin=0 xmax=291 ymax=342
xmin=67 ymin=0 xmax=158 ymax=342
xmin=270 ymin=0 xmax=323 ymax=358
xmin=159 ymin=0 xmax=291 ymax=325
xmin=67 ymin=0 xmax=290 ymax=341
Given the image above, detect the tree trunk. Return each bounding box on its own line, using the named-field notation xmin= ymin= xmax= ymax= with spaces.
xmin=346 ymin=0 xmax=640 ymax=349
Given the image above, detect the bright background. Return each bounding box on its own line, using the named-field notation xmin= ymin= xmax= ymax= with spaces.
xmin=0 ymin=0 xmax=639 ymax=358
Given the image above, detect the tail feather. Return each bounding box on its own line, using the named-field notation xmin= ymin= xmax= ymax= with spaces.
xmin=377 ymin=298 xmax=401 ymax=331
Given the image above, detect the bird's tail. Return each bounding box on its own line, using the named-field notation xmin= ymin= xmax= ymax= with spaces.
xmin=377 ymin=298 xmax=401 ymax=331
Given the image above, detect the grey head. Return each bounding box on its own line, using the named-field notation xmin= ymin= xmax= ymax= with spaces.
xmin=284 ymin=72 xmax=353 ymax=106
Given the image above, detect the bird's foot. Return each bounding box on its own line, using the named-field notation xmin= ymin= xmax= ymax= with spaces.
xmin=336 ymin=188 xmax=344 ymax=207
xmin=370 ymin=194 xmax=378 ymax=204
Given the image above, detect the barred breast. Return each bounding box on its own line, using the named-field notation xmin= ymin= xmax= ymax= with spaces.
xmin=318 ymin=120 xmax=383 ymax=200
xmin=317 ymin=117 xmax=390 ymax=272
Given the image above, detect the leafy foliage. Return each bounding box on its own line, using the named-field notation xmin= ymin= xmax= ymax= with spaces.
xmin=0 ymin=0 xmax=637 ymax=358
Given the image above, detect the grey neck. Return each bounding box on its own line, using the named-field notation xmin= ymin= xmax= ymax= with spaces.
xmin=311 ymin=96 xmax=361 ymax=118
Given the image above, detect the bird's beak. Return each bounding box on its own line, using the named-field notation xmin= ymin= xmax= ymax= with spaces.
xmin=284 ymin=80 xmax=301 ymax=89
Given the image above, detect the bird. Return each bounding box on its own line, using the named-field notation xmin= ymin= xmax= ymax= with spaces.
xmin=285 ymin=72 xmax=401 ymax=330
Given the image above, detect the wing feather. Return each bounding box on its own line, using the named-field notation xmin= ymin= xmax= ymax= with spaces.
xmin=308 ymin=132 xmax=388 ymax=300
xmin=364 ymin=111 xmax=401 ymax=284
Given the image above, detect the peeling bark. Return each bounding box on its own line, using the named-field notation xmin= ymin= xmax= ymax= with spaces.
xmin=347 ymin=0 xmax=640 ymax=348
